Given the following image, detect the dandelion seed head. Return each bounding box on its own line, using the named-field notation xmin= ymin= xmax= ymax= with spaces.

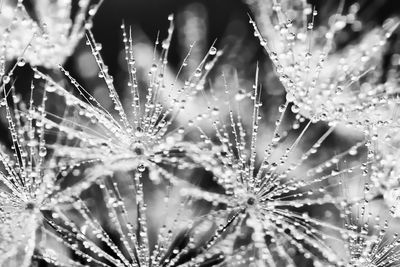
xmin=339 ymin=195 xmax=400 ymax=267
xmin=33 ymin=15 xmax=219 ymax=188
xmin=33 ymin=171 xmax=226 ymax=267
xmin=248 ymin=0 xmax=400 ymax=132
xmin=0 ymin=0 xmax=102 ymax=68
xmin=0 ymin=75 xmax=89 ymax=266
xmin=179 ymin=67 xmax=370 ymax=265
xmin=0 ymin=1 xmax=399 ymax=266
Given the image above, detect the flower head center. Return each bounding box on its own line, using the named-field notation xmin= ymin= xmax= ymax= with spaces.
xmin=247 ymin=197 xmax=256 ymax=206
xmin=25 ymin=202 xmax=36 ymax=211
xmin=130 ymin=141 xmax=146 ymax=156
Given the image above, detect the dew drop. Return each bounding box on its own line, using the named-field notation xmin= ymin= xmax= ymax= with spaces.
xmin=137 ymin=164 xmax=146 ymax=172
xmin=46 ymin=85 xmax=56 ymax=92
xmin=135 ymin=127 xmax=143 ymax=137
xmin=291 ymin=104 xmax=300 ymax=113
xmin=17 ymin=58 xmax=26 ymax=67
xmin=194 ymin=68 xmax=202 ymax=78
xmin=2 ymin=75 xmax=10 ymax=84
xmin=335 ymin=86 xmax=343 ymax=95
xmin=209 ymin=47 xmax=217 ymax=55
xmin=235 ymin=89 xmax=246 ymax=101
xmin=278 ymin=104 xmax=286 ymax=113
xmin=39 ymin=147 xmax=47 ymax=157
xmin=211 ymin=107 xmax=219 ymax=116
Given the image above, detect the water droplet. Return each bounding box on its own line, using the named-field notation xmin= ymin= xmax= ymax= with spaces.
xmin=46 ymin=85 xmax=56 ymax=92
xmin=137 ymin=164 xmax=146 ymax=172
xmin=88 ymin=8 xmax=96 ymax=16
xmin=335 ymin=86 xmax=343 ymax=95
xmin=17 ymin=58 xmax=26 ymax=67
xmin=235 ymin=89 xmax=246 ymax=101
xmin=194 ymin=68 xmax=202 ymax=78
xmin=291 ymin=104 xmax=300 ymax=113
xmin=334 ymin=19 xmax=346 ymax=30
xmin=2 ymin=75 xmax=10 ymax=84
xmin=212 ymin=107 xmax=219 ymax=116
xmin=278 ymin=104 xmax=286 ymax=113
xmin=209 ymin=47 xmax=217 ymax=55
xmin=39 ymin=147 xmax=47 ymax=157
xmin=135 ymin=127 xmax=143 ymax=137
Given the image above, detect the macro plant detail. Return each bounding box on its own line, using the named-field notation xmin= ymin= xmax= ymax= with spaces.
xmin=341 ymin=201 xmax=400 ymax=267
xmin=0 ymin=0 xmax=102 ymax=70
xmin=247 ymin=0 xmax=400 ymax=220
xmin=30 ymin=16 xmax=220 ymax=189
xmin=0 ymin=0 xmax=399 ymax=267
xmin=180 ymin=68 xmax=375 ymax=266
xmin=0 ymin=82 xmax=86 ymax=266
xmin=247 ymin=0 xmax=400 ymax=130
